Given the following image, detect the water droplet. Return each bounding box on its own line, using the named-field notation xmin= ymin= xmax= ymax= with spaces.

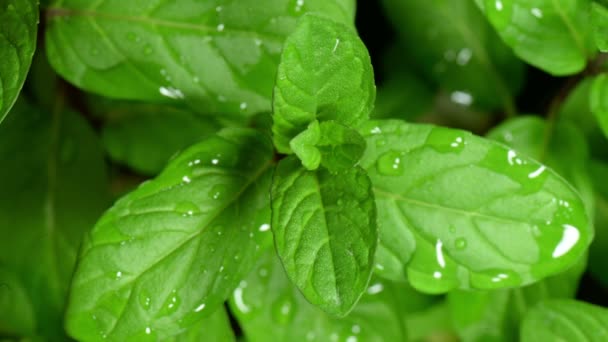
xmin=240 ymin=102 xmax=248 ymax=111
xmin=217 ymin=23 xmax=225 ymax=32
xmin=469 ymin=270 xmax=521 ymax=289
xmin=193 ymin=76 xmax=200 ymax=83
xmin=271 ymin=294 xmax=295 ymax=324
xmin=209 ymin=184 xmax=227 ymax=200
xmin=351 ymin=325 xmax=361 ymax=334
xmin=182 ymin=175 xmax=192 ymax=184
xmin=367 ymin=282 xmax=384 ymax=295
xmin=454 ymin=237 xmax=467 ymax=250
xmin=159 ymin=290 xmax=181 ymax=316
xmin=376 ymin=150 xmax=405 ymax=176
xmin=425 ymin=127 xmax=466 ymax=154
xmin=194 ymin=303 xmax=206 ymax=312
xmin=259 ymin=223 xmax=271 ymax=232
xmin=174 ymin=201 xmax=200 ymax=217
xmin=115 ymin=271 xmax=122 ymax=279
xmin=159 ymin=86 xmax=184 ymax=99
xmin=456 ymin=48 xmax=472 ymax=66
xmin=495 ymin=0 xmax=503 ymax=11
xmin=216 ymin=6 xmax=223 ymax=12
xmin=139 ymin=290 xmax=152 ymax=310
xmin=233 ymin=282 xmax=251 ymax=314
xmin=254 ymin=38 xmax=263 ymax=46
xmin=531 ymin=8 xmax=543 ymax=18
xmin=450 ymin=91 xmax=473 ymax=106
xmin=258 ymin=267 xmax=268 ymax=278
xmin=145 ymin=327 xmax=151 ymax=335
xmin=346 ymin=336 xmax=358 ymax=342
xmin=552 ymin=224 xmax=580 ymax=258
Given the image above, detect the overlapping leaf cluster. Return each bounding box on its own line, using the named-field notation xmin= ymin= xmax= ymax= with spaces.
xmin=1 ymin=0 xmax=608 ymax=341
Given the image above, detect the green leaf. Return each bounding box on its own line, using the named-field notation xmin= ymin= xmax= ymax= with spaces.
xmin=359 ymin=120 xmax=591 ymax=293
xmin=290 ymin=120 xmax=366 ymax=172
xmin=480 ymin=0 xmax=594 ymax=75
xmin=592 ymin=2 xmax=608 ymax=51
xmin=0 ymin=0 xmax=38 ymax=123
xmin=590 ymin=73 xmax=608 ymax=139
xmin=229 ymin=250 xmax=407 ymax=341
xmin=272 ymin=14 xmax=375 ymax=153
xmin=558 ymin=76 xmax=608 ymax=161
xmin=169 ymin=307 xmax=235 ymax=342
xmin=64 ymin=128 xmax=274 ymax=341
xmin=0 ymin=266 xmax=36 ymax=337
xmin=101 ymin=105 xmax=221 ymax=175
xmin=45 ymin=0 xmax=355 ymax=120
xmin=271 ymin=156 xmax=377 ymax=316
xmin=588 ymin=160 xmax=608 ymax=287
xmin=520 ymin=299 xmax=608 ymax=341
xmin=381 ymin=0 xmax=523 ymax=113
xmin=448 ymin=256 xmax=586 ymax=342
xmin=0 ymin=103 xmax=109 ymax=339
xmin=487 ymin=116 xmax=595 ymax=215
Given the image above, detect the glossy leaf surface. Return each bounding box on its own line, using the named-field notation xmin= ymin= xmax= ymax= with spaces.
xmin=521 ymin=299 xmax=608 ymax=341
xmin=272 ymin=14 xmax=375 ymax=153
xmin=46 ymin=0 xmax=355 ymax=119
xmin=359 ymin=120 xmax=591 ymax=293
xmin=229 ymin=251 xmax=406 ymax=341
xmin=101 ymin=105 xmax=221 ymax=175
xmin=169 ymin=307 xmax=235 ymax=342
xmin=271 ymin=156 xmax=377 ymax=316
xmin=65 ymin=128 xmax=274 ymax=341
xmin=290 ymin=120 xmax=366 ymax=172
xmin=481 ymin=0 xmax=594 ymax=75
xmin=0 ymin=0 xmax=38 ymax=123
xmin=0 ymin=102 xmax=109 ymax=339
xmin=381 ymin=0 xmax=523 ymax=112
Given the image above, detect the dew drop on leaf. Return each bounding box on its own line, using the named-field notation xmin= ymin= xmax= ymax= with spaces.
xmin=376 ymin=150 xmax=405 ymax=176
xmin=454 ymin=237 xmax=467 ymax=250
xmin=174 ymin=201 xmax=200 ymax=217
xmin=271 ymin=293 xmax=295 ymax=324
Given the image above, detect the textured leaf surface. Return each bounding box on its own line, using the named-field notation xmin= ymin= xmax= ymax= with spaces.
xmin=481 ymin=0 xmax=594 ymax=75
xmin=0 ymin=102 xmax=109 ymax=339
xmin=0 ymin=0 xmax=38 ymax=123
xmin=101 ymin=105 xmax=221 ymax=175
xmin=65 ymin=128 xmax=274 ymax=341
xmin=271 ymin=156 xmax=377 ymax=316
xmin=229 ymin=251 xmax=406 ymax=341
xmin=359 ymin=120 xmax=591 ymax=293
xmin=45 ymin=0 xmax=354 ymax=120
xmin=290 ymin=120 xmax=366 ymax=172
xmin=381 ymin=0 xmax=523 ymax=112
xmin=521 ymin=299 xmax=608 ymax=341
xmin=272 ymin=14 xmax=375 ymax=153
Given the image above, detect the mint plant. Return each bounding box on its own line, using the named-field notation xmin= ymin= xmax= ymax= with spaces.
xmin=1 ymin=0 xmax=608 ymax=341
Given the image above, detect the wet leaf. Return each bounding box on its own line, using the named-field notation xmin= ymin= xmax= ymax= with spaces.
xmin=169 ymin=307 xmax=235 ymax=342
